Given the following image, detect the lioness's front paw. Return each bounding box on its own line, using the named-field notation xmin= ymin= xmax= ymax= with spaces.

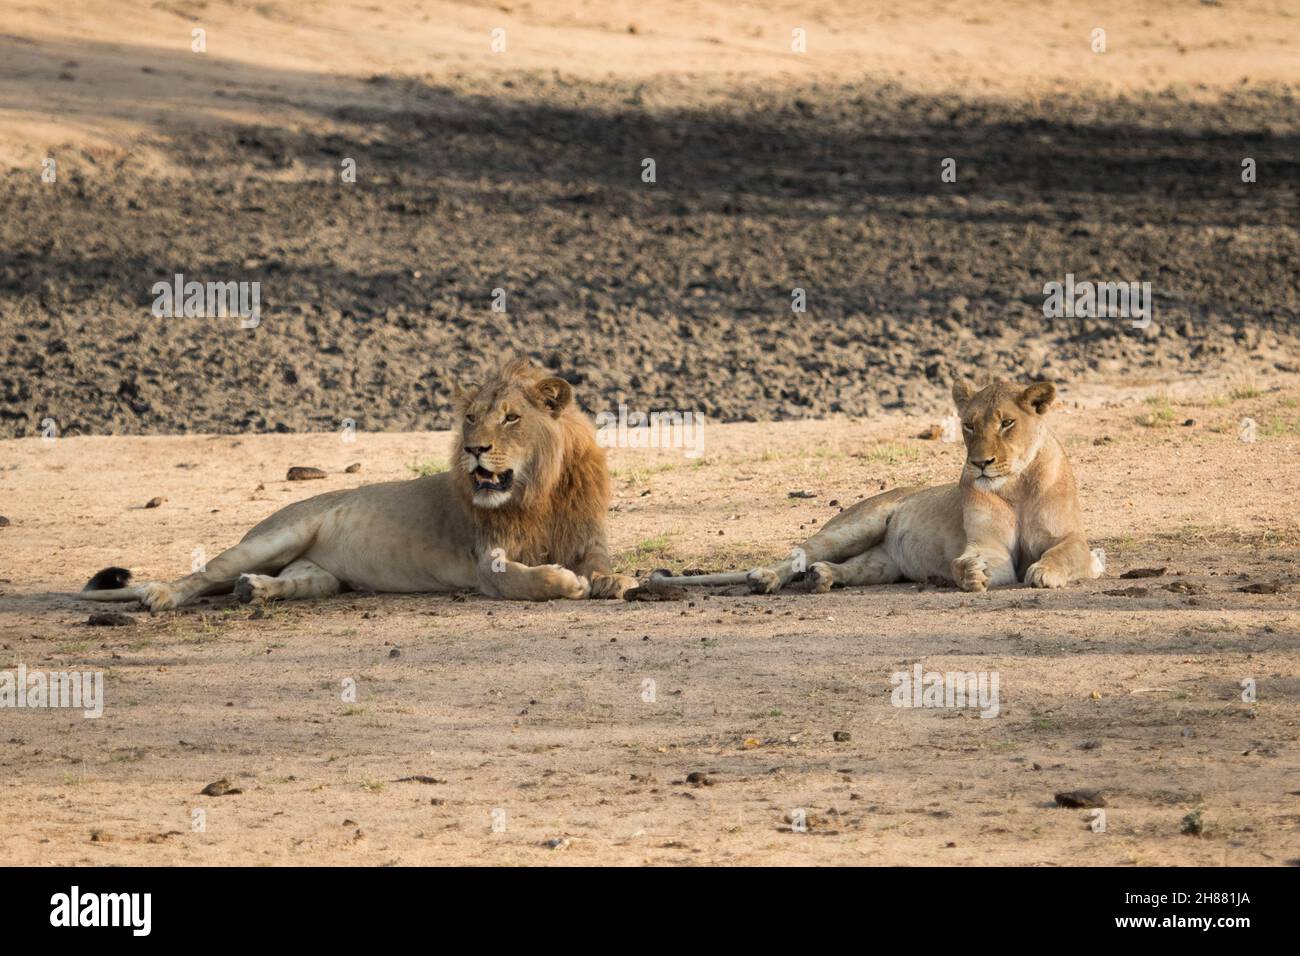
xmin=539 ymin=565 xmax=589 ymax=600
xmin=953 ymin=554 xmax=989 ymax=593
xmin=806 ymin=562 xmax=834 ymax=594
xmin=136 ymin=581 xmax=180 ymax=611
xmin=747 ymin=568 xmax=781 ymax=594
xmin=589 ymin=573 xmax=637 ymax=600
xmin=1024 ymin=561 xmax=1068 ymax=589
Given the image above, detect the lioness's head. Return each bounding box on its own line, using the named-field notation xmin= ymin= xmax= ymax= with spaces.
xmin=951 ymin=379 xmax=1057 ymax=491
xmin=452 ymin=357 xmax=578 ymax=509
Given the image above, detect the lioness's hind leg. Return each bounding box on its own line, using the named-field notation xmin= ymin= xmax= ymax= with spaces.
xmin=807 ymin=546 xmax=901 ymax=593
xmin=236 ymin=559 xmax=341 ymax=604
xmin=748 ymin=487 xmax=919 ymax=594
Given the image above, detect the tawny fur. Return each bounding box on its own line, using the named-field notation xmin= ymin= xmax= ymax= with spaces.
xmin=653 ymin=379 xmax=1102 ymax=595
xmin=78 ymin=357 xmax=637 ymax=610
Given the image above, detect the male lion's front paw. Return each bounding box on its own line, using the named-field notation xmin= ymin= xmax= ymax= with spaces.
xmin=588 ymin=573 xmax=637 ymax=600
xmin=136 ymin=581 xmax=180 ymax=611
xmin=747 ymin=568 xmax=781 ymax=594
xmin=1024 ymin=561 xmax=1068 ymax=589
xmin=806 ymin=562 xmax=834 ymax=594
xmin=953 ymin=554 xmax=989 ymax=593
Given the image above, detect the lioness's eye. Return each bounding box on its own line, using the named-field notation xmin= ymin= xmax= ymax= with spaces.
xmin=1001 ymin=419 xmax=1015 ymax=430
xmin=465 ymin=413 xmax=475 ymax=424
xmin=961 ymin=423 xmax=973 ymax=432
xmin=504 ymin=413 xmax=520 ymax=424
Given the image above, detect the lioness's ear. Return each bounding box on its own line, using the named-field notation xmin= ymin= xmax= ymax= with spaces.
xmin=951 ymin=380 xmax=976 ymax=411
xmin=532 ymin=376 xmax=573 ymax=416
xmin=1019 ymin=381 xmax=1056 ymax=415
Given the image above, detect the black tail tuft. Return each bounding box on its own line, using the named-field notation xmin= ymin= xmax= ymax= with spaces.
xmin=84 ymin=566 xmax=133 ymax=591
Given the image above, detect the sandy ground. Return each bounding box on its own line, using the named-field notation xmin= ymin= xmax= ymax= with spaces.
xmin=1 ymin=377 xmax=1297 ymax=865
xmin=3 ymin=1 xmax=1299 ymax=170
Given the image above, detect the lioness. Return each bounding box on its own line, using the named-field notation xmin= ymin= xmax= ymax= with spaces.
xmin=79 ymin=357 xmax=638 ymax=609
xmin=650 ymin=379 xmax=1103 ymax=594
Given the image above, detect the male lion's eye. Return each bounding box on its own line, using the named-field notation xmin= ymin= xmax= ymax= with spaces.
xmin=961 ymin=423 xmax=973 ymax=433
xmin=504 ymin=413 xmax=520 ymax=424
xmin=1001 ymin=419 xmax=1015 ymax=430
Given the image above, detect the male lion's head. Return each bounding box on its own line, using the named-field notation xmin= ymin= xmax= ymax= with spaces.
xmin=451 ymin=357 xmax=580 ymax=509
xmin=951 ymin=379 xmax=1057 ymax=491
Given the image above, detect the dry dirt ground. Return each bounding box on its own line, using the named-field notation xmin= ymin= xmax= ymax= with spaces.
xmin=2 ymin=1 xmax=1298 ymax=434
xmin=1 ymin=377 xmax=1298 ymax=865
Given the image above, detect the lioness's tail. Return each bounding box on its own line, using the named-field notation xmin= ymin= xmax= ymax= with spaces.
xmin=77 ymin=566 xmax=144 ymax=602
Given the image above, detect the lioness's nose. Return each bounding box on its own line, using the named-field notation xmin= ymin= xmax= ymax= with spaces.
xmin=465 ymin=444 xmax=491 ymax=457
xmin=971 ymin=457 xmax=995 ymax=469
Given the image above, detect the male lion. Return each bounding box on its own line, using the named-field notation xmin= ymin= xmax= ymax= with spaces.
xmin=650 ymin=379 xmax=1103 ymax=595
xmin=78 ymin=357 xmax=638 ymax=609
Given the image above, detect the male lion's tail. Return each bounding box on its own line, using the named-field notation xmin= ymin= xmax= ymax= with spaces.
xmin=642 ymin=569 xmax=757 ymax=588
xmin=76 ymin=566 xmax=144 ymax=602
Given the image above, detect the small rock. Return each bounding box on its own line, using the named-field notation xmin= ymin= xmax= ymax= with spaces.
xmin=1120 ymin=567 xmax=1165 ymax=579
xmin=787 ymin=490 xmax=816 ymax=499
xmin=200 ymin=778 xmax=243 ymax=796
xmin=624 ymin=585 xmax=689 ymax=601
xmin=345 ymin=463 xmax=361 ymax=473
xmin=1054 ymin=789 xmax=1106 ymax=809
xmin=1103 ymin=587 xmax=1149 ymax=597
xmin=0 ymin=516 xmax=9 ymax=527
xmin=918 ymin=424 xmax=943 ymax=440
xmin=87 ymin=612 xmax=132 ymax=627
xmin=685 ymin=771 xmax=714 ymax=786
xmin=1238 ymin=581 xmax=1282 ymax=594
xmin=1180 ymin=810 xmax=1205 ymax=836
xmin=388 ymin=648 xmax=401 ymax=658
xmin=832 ymin=731 xmax=851 ymax=742
xmin=286 ymin=466 xmax=327 ymax=481
xmin=542 ymin=837 xmax=570 ymax=850
xmin=144 ymin=497 xmax=164 ymax=508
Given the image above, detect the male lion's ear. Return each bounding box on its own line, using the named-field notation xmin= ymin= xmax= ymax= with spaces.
xmin=1019 ymin=381 xmax=1057 ymax=415
xmin=451 ymin=379 xmax=480 ymax=407
xmin=532 ymin=376 xmax=573 ymax=416
xmin=951 ymin=379 xmax=977 ymax=411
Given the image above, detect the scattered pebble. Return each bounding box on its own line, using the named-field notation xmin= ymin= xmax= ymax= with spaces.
xmin=144 ymin=497 xmax=164 ymax=508
xmin=787 ymin=490 xmax=817 ymax=499
xmin=345 ymin=462 xmax=361 ymax=473
xmin=1238 ymin=581 xmax=1282 ymax=594
xmin=87 ymin=612 xmax=133 ymax=627
xmin=832 ymin=731 xmax=852 ymax=742
xmin=1120 ymin=567 xmax=1165 ymax=579
xmin=286 ymin=466 xmax=327 ymax=481
xmin=1054 ymin=789 xmax=1106 ymax=809
xmin=624 ymin=585 xmax=689 ymax=601
xmin=200 ymin=778 xmax=243 ymax=797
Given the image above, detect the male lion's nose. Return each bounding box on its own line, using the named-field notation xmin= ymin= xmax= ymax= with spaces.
xmin=971 ymin=457 xmax=995 ymax=469
xmin=465 ymin=444 xmax=492 ymax=457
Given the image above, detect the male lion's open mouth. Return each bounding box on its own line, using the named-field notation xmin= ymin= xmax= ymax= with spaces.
xmin=473 ymin=467 xmax=514 ymax=493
